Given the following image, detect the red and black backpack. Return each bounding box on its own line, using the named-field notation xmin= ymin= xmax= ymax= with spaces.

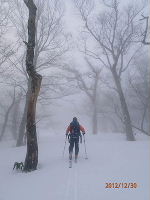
xmin=70 ymin=121 xmax=80 ymax=135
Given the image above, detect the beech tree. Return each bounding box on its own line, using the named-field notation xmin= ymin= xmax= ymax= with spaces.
xmin=74 ymin=0 xmax=146 ymax=141
xmin=23 ymin=0 xmax=42 ymax=172
xmin=0 ymin=1 xmax=17 ymax=141
xmin=65 ymin=58 xmax=102 ymax=134
xmin=9 ymin=0 xmax=68 ymax=146
xmin=128 ymin=55 xmax=150 ymax=136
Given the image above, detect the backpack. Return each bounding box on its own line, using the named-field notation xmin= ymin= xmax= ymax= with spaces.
xmin=70 ymin=121 xmax=80 ymax=136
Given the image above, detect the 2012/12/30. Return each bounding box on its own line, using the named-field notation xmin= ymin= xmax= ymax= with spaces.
xmin=105 ymin=183 xmax=138 ymax=188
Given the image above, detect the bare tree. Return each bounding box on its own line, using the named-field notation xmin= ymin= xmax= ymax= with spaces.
xmin=128 ymin=55 xmax=150 ymax=135
xmin=65 ymin=58 xmax=102 ymax=134
xmin=73 ymin=0 xmax=146 ymax=140
xmin=0 ymin=1 xmax=17 ymax=141
xmin=23 ymin=0 xmax=42 ymax=172
xmin=0 ymin=2 xmax=15 ymax=141
xmin=8 ymin=0 xmax=69 ymax=146
xmin=140 ymin=15 xmax=150 ymax=45
xmin=0 ymin=1 xmax=15 ymax=74
xmin=0 ymin=88 xmax=16 ymax=141
xmin=0 ymin=1 xmax=9 ymax=37
xmin=10 ymin=0 xmax=68 ymax=71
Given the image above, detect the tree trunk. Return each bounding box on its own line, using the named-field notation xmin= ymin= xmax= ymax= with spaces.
xmin=16 ymin=105 xmax=27 ymax=146
xmin=16 ymin=97 xmax=27 ymax=146
xmin=92 ymin=103 xmax=98 ymax=134
xmin=111 ymin=69 xmax=135 ymax=141
xmin=0 ymin=106 xmax=13 ymax=141
xmin=16 ymin=83 xmax=30 ymax=147
xmin=92 ymin=75 xmax=99 ymax=135
xmin=12 ymin=92 xmax=22 ymax=140
xmin=148 ymin=72 xmax=150 ymax=135
xmin=12 ymin=103 xmax=19 ymax=140
xmin=23 ymin=0 xmax=42 ymax=172
xmin=0 ymin=91 xmax=16 ymax=141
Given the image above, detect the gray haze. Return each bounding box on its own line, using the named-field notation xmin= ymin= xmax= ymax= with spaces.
xmin=0 ymin=0 xmax=149 ymax=144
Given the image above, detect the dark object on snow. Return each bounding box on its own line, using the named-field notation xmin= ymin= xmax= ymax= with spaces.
xmin=13 ymin=162 xmax=24 ymax=171
xmin=66 ymin=117 xmax=86 ymax=161
xmin=66 ymin=117 xmax=85 ymax=136
xmin=69 ymin=137 xmax=79 ymax=158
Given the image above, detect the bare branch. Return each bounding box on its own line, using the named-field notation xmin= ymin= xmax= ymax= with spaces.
xmin=140 ymin=15 xmax=150 ymax=45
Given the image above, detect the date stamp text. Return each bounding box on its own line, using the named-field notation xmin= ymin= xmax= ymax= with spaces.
xmin=105 ymin=182 xmax=138 ymax=189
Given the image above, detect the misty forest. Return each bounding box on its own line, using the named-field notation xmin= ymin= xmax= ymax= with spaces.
xmin=0 ymin=0 xmax=149 ymax=199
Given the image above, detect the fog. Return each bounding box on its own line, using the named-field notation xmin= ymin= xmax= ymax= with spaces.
xmin=0 ymin=0 xmax=149 ymax=145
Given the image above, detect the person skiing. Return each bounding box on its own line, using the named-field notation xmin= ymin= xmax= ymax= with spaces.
xmin=66 ymin=117 xmax=85 ymax=163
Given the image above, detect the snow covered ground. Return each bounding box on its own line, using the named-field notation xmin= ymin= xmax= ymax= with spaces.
xmin=0 ymin=133 xmax=150 ymax=200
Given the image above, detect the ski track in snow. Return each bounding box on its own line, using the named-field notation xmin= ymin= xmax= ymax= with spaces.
xmin=64 ymin=160 xmax=79 ymax=200
xmin=0 ymin=134 xmax=150 ymax=200
xmin=64 ymin=164 xmax=72 ymax=200
xmin=74 ymin=162 xmax=78 ymax=200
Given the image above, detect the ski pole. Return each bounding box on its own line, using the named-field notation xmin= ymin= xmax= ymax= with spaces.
xmin=63 ymin=136 xmax=67 ymax=157
xmin=83 ymin=135 xmax=88 ymax=159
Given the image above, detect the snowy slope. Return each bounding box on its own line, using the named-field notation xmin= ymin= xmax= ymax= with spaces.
xmin=0 ymin=133 xmax=150 ymax=200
